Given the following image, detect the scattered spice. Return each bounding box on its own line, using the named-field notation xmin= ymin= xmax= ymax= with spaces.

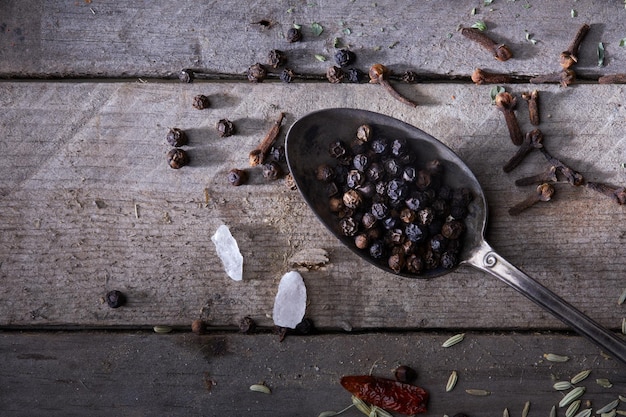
xmin=105 ymin=290 xmax=126 ymax=308
xmin=466 ymin=389 xmax=491 ymax=396
xmin=227 ymin=168 xmax=248 ymax=186
xmin=508 ymin=183 xmax=554 ymax=216
xmin=246 ymin=63 xmax=267 ymax=83
xmin=585 ymin=182 xmax=626 ymax=205
xmin=471 ymin=68 xmax=515 ymax=85
xmin=495 ymin=92 xmax=524 ymax=146
xmin=192 ymin=94 xmax=210 ymax=110
xmin=598 ymin=74 xmax=626 ymax=84
xmin=460 ymin=26 xmax=512 ymax=61
xmin=521 ymin=90 xmax=540 ymax=125
xmin=560 ymin=24 xmax=590 ymax=68
xmin=167 ymin=148 xmax=190 ymax=169
xmin=570 ymin=370 xmax=591 ymax=384
xmin=544 ymin=353 xmax=570 ymax=362
xmin=191 ymin=319 xmax=207 ymax=335
xmin=503 ymin=128 xmax=544 ymax=173
xmin=249 ymin=112 xmax=286 ymax=166
xmin=334 ymin=49 xmax=356 ymax=67
xmin=311 ymin=22 xmax=324 ymax=36
xmin=166 ymin=127 xmax=188 ymax=147
xmin=369 ymin=63 xmax=417 ymax=107
xmin=340 ymin=375 xmax=429 ymax=415
xmin=239 ymin=316 xmax=257 ymax=333
xmin=262 ymin=161 xmax=283 ymax=180
xmin=249 ymin=383 xmax=271 ymax=394
xmin=280 ymin=68 xmax=295 ymax=83
xmin=179 ymin=68 xmax=194 ymax=83
xmin=216 ymin=118 xmax=235 ymax=137
xmin=286 ymin=27 xmax=302 ymax=43
xmin=393 ymin=365 xmax=417 ymax=384
xmin=530 ymin=69 xmax=576 ymax=87
xmin=268 ymin=49 xmax=287 ymax=68
xmin=326 ymin=66 xmax=345 ymax=83
xmin=153 ymin=325 xmax=173 ymax=334
xmin=515 ymin=167 xmax=557 ymax=186
xmin=446 ymin=370 xmax=458 ymax=392
xmin=442 ymin=333 xmax=465 ymax=348
xmin=559 ymin=386 xmax=585 ymax=407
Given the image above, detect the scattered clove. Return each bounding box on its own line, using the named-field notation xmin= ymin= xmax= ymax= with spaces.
xmin=530 ymin=69 xmax=576 ymax=87
xmin=503 ymin=129 xmax=544 ymax=173
xmin=471 ymin=68 xmax=515 ymax=85
xmin=460 ymin=27 xmax=513 ymax=61
xmin=495 ymin=92 xmax=524 ymax=146
xmin=521 ymin=90 xmax=540 ymax=126
xmin=369 ymin=64 xmax=417 ymax=108
xmin=509 ymin=183 xmax=555 ymax=215
xmin=560 ymin=24 xmax=591 ymax=69
xmin=515 ymin=166 xmax=557 ymax=186
xmin=598 ymin=74 xmax=626 ymax=84
xmin=586 ymin=182 xmax=626 ymax=205
xmin=540 ymin=148 xmax=584 ymax=186
xmin=249 ymin=112 xmax=286 ymax=166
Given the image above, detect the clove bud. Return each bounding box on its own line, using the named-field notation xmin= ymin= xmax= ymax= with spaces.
xmin=509 ymin=183 xmax=555 ymax=215
xmin=249 ymin=112 xmax=286 ymax=166
xmin=471 ymin=68 xmax=515 ymax=85
xmin=521 ymin=90 xmax=540 ymax=126
xmin=461 ymin=27 xmax=512 ymax=61
xmin=495 ymin=92 xmax=524 ymax=146
xmin=503 ymin=129 xmax=544 ymax=173
xmin=369 ymin=64 xmax=417 ymax=108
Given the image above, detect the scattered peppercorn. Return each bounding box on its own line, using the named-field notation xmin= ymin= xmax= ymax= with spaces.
xmin=401 ymin=70 xmax=419 ymax=83
xmin=191 ymin=319 xmax=207 ymax=335
xmin=239 ymin=316 xmax=257 ymax=334
xmin=394 ymin=365 xmax=417 ymax=384
xmin=285 ymin=173 xmax=298 ymax=190
xmin=216 ymin=118 xmax=235 ymax=137
xmin=269 ymin=145 xmax=285 ymax=162
xmin=192 ymin=94 xmax=210 ymax=110
xmin=166 ymin=127 xmax=188 ymax=147
xmin=268 ymin=49 xmax=287 ymax=68
xmin=262 ymin=161 xmax=283 ymax=180
xmin=106 ymin=290 xmax=126 ymax=308
xmin=280 ymin=68 xmax=295 ymax=83
xmin=167 ymin=148 xmax=190 ymax=169
xmin=179 ymin=68 xmax=194 ymax=83
xmin=326 ymin=66 xmax=345 ymax=84
xmin=247 ymin=63 xmax=267 ymax=83
xmin=227 ymin=168 xmax=248 ymax=186
xmin=286 ymin=27 xmax=302 ymax=43
xmin=295 ymin=318 xmax=315 ymax=334
xmin=334 ymin=49 xmax=356 ymax=67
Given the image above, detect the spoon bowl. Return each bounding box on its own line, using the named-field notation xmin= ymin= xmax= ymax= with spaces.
xmin=286 ymin=108 xmax=626 ymax=365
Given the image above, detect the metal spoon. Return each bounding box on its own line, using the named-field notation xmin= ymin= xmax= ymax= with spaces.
xmin=285 ymin=108 xmax=626 ymax=365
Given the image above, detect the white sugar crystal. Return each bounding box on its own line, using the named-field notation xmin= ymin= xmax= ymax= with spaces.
xmin=211 ymin=225 xmax=243 ymax=281
xmin=273 ymin=271 xmax=307 ymax=329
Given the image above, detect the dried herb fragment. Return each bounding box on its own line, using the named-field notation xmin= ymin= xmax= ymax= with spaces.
xmin=311 ymin=22 xmax=324 ymax=36
xmin=340 ymin=375 xmax=429 ymax=414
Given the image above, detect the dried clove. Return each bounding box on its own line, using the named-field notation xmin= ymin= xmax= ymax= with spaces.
xmin=508 ymin=183 xmax=555 ymax=215
xmin=530 ymin=69 xmax=576 ymax=87
xmin=598 ymin=74 xmax=626 ymax=84
xmin=503 ymin=128 xmax=544 ymax=173
xmin=369 ymin=64 xmax=417 ymax=107
xmin=249 ymin=112 xmax=286 ymax=166
xmin=471 ymin=68 xmax=515 ymax=85
xmin=515 ymin=166 xmax=557 ymax=186
xmin=540 ymin=148 xmax=584 ymax=186
xmin=495 ymin=92 xmax=524 ymax=146
xmin=460 ymin=27 xmax=512 ymax=61
xmin=521 ymin=90 xmax=540 ymax=126
xmin=560 ymin=24 xmax=590 ymax=69
xmin=586 ymin=182 xmax=626 ymax=205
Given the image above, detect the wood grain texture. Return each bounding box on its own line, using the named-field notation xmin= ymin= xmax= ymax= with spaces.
xmin=1 ymin=331 xmax=624 ymax=417
xmin=1 ymin=0 xmax=626 ymax=79
xmin=1 ymin=81 xmax=624 ymax=329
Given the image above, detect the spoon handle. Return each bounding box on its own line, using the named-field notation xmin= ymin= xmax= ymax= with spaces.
xmin=466 ymin=239 xmax=626 ymax=366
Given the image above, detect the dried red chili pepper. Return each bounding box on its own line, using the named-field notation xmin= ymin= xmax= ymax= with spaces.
xmin=340 ymin=375 xmax=429 ymax=415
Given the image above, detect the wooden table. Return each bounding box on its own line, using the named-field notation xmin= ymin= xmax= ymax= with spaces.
xmin=1 ymin=1 xmax=625 ymax=415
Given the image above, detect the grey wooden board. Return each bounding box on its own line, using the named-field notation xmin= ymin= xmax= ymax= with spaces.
xmin=2 ymin=0 xmax=626 ymax=79
xmin=1 ymin=331 xmax=624 ymax=417
xmin=1 ymin=81 xmax=625 ymax=330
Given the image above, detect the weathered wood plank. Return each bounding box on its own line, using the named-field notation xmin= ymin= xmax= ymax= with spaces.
xmin=2 ymin=0 xmax=626 ymax=79
xmin=0 ymin=331 xmax=624 ymax=417
xmin=0 ymin=81 xmax=624 ymax=330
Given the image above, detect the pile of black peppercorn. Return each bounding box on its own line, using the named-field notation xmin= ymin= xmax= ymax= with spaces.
xmin=316 ymin=124 xmax=473 ymax=275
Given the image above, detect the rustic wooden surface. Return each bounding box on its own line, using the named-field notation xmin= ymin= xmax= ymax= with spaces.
xmin=1 ymin=0 xmax=625 ymax=415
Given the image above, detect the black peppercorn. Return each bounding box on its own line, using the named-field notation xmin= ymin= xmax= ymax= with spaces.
xmin=269 ymin=145 xmax=285 ymax=162
xmin=295 ymin=318 xmax=315 ymax=334
xmin=370 ymin=138 xmax=389 ymax=156
xmin=239 ymin=316 xmax=257 ymax=334
xmin=167 ymin=148 xmax=190 ymax=169
xmin=166 ymin=127 xmax=188 ymax=147
xmin=354 ymin=233 xmax=369 ymax=249
xmin=326 ymin=66 xmax=345 ymax=83
xmin=361 ymin=212 xmax=377 ymax=229
xmin=441 ymin=220 xmax=465 ymax=240
xmin=441 ymin=251 xmax=458 ymax=269
xmin=394 ymin=365 xmax=417 ymax=383
xmin=353 ymin=154 xmax=369 ymax=172
xmin=247 ymin=63 xmax=267 ymax=83
xmin=192 ymin=94 xmax=210 ymax=110
xmin=286 ymin=27 xmax=302 ymax=43
xmin=388 ymin=252 xmax=405 ymax=273
xmin=429 ymin=234 xmax=448 ymax=253
xmin=179 ymin=68 xmax=194 ymax=83
xmin=405 ymin=223 xmax=427 ymax=243
xmin=280 ymin=68 xmax=295 ymax=83
xmin=216 ymin=118 xmax=235 ymax=137
xmin=369 ymin=240 xmax=386 ymax=259
xmin=262 ymin=161 xmax=283 ymax=180
xmin=346 ymin=169 xmax=365 ymax=189
xmin=227 ymin=168 xmax=248 ymax=186
xmin=339 ymin=217 xmax=359 ymax=236
xmin=371 ymin=201 xmax=389 ymax=220
xmin=334 ymin=49 xmax=356 ymax=67
xmin=268 ymin=49 xmax=287 ymax=68
xmin=343 ymin=189 xmax=363 ymax=209
xmin=406 ymin=253 xmax=424 ymax=274
xmin=191 ymin=319 xmax=207 ymax=335
xmin=386 ymin=179 xmax=407 ymax=200
xmin=366 ymin=162 xmax=385 ymax=182
xmin=417 ymin=207 xmax=434 ymax=226
xmin=345 ymin=68 xmax=365 ymax=83
xmin=416 ymin=170 xmax=432 ymax=190
xmin=329 ymin=141 xmax=348 ymax=159
xmin=401 ymin=70 xmax=419 ymax=83
xmin=106 ymin=290 xmax=126 ymax=308
xmin=316 ymin=164 xmax=335 ymax=182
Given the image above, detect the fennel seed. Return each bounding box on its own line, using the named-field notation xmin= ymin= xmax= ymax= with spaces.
xmin=466 ymin=389 xmax=491 ymax=396
xmin=550 ymin=405 xmax=557 ymax=417
xmin=446 ymin=371 xmax=458 ymax=392
xmin=522 ymin=401 xmax=531 ymax=417
xmin=596 ymin=399 xmax=620 ymax=414
xmin=618 ymin=288 xmax=626 ymax=305
xmin=596 ymin=378 xmax=613 ymax=388
xmin=622 ymin=318 xmax=626 ymax=335
xmin=560 ymin=386 xmax=586 ymax=408
xmin=554 ymin=381 xmax=574 ymax=391
xmin=566 ymin=400 xmax=581 ymax=417
xmin=249 ymin=383 xmax=271 ymax=394
xmin=570 ymin=370 xmax=591 ymax=384
xmin=153 ymin=325 xmax=172 ymax=333
xmin=442 ymin=333 xmax=465 ymax=348
xmin=351 ymin=396 xmax=371 ymax=415
xmin=503 ymin=408 xmax=510 ymax=417
xmin=574 ymin=409 xmax=592 ymax=417
xmin=544 ymin=353 xmax=570 ymax=362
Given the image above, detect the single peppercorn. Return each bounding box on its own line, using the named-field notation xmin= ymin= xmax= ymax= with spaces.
xmin=106 ymin=290 xmax=126 ymax=308
xmin=166 ymin=127 xmax=188 ymax=147
xmin=295 ymin=318 xmax=315 ymax=335
xmin=247 ymin=63 xmax=267 ymax=83
xmin=262 ymin=161 xmax=283 ymax=180
xmin=345 ymin=68 xmax=365 ymax=83
xmin=388 ymin=252 xmax=405 ymax=274
xmin=286 ymin=27 xmax=302 ymax=43
xmin=268 ymin=49 xmax=287 ymax=68
xmin=167 ymin=148 xmax=190 ymax=169
xmin=394 ymin=365 xmax=417 ymax=383
xmin=239 ymin=316 xmax=257 ymax=334
xmin=216 ymin=118 xmax=235 ymax=137
xmin=354 ymin=233 xmax=369 ymax=250
xmin=326 ymin=66 xmax=345 ymax=84
xmin=191 ymin=319 xmax=207 ymax=335
xmin=339 ymin=217 xmax=359 ymax=236
xmin=316 ymin=164 xmax=335 ymax=182
xmin=269 ymin=145 xmax=285 ymax=162
xmin=192 ymin=94 xmax=210 ymax=110
xmin=280 ymin=68 xmax=295 ymax=83
xmin=334 ymin=49 xmax=356 ymax=67
xmin=227 ymin=168 xmax=248 ymax=186
xmin=179 ymin=68 xmax=194 ymax=83
xmin=401 ymin=70 xmax=419 ymax=83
